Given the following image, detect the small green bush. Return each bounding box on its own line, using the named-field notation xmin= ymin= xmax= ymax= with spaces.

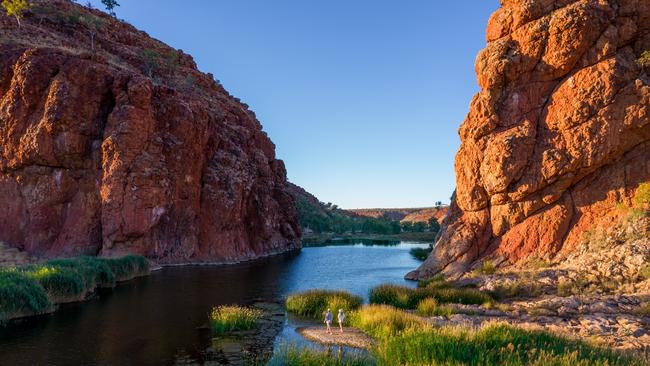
xmin=409 ymin=247 xmax=431 ymax=261
xmin=474 ymin=260 xmax=497 ymax=275
xmin=416 ymin=298 xmax=455 ymax=317
xmin=373 ymin=323 xmax=645 ymax=365
xmin=635 ymin=302 xmax=650 ymax=317
xmin=0 ymin=270 xmax=51 ymax=320
xmin=286 ymin=290 xmax=362 ymax=319
xmin=267 ymin=345 xmax=374 ymax=366
xmin=640 ymin=264 xmax=650 ymax=281
xmin=637 ymin=50 xmax=650 ymax=68
xmin=491 ymin=279 xmax=545 ymax=300
xmin=633 ymin=182 xmax=650 ymax=208
xmin=210 ymin=305 xmax=263 ymax=334
xmin=417 ymin=274 xmax=447 ymax=288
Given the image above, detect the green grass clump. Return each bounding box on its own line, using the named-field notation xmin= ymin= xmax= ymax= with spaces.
xmin=372 ymin=323 xmax=645 ymax=365
xmin=369 ymin=283 xmax=492 ymax=309
xmin=349 ymin=304 xmax=428 ymax=339
xmin=0 ymin=270 xmax=51 ymax=320
xmin=369 ymin=284 xmax=415 ymax=308
xmin=416 ymin=298 xmax=455 ymax=317
xmin=286 ymin=290 xmax=362 ymax=319
xmin=474 ymin=260 xmax=497 ymax=275
xmin=210 ymin=305 xmax=263 ymax=334
xmin=21 ymin=265 xmax=86 ymax=299
xmin=409 ymin=247 xmax=431 ymax=261
xmin=0 ymin=254 xmax=149 ymax=321
xmin=417 ymin=274 xmax=447 ymax=288
xmin=267 ymin=346 xmax=373 ymax=366
xmin=636 ymin=302 xmax=650 ymax=317
xmin=640 ymin=264 xmax=650 ymax=281
xmin=104 ymin=255 xmax=150 ymax=281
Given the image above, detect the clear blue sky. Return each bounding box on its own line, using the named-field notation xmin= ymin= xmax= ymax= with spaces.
xmin=88 ymin=0 xmax=499 ymax=208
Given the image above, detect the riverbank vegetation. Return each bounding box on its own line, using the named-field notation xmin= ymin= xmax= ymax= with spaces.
xmin=409 ymin=245 xmax=432 ymax=261
xmin=267 ymin=345 xmax=372 ymax=366
xmin=278 ymin=279 xmax=648 ymax=365
xmin=369 ymin=283 xmax=493 ymax=309
xmin=210 ymin=305 xmax=263 ymax=334
xmin=0 ymin=255 xmax=150 ymax=321
xmin=286 ymin=290 xmax=362 ymax=318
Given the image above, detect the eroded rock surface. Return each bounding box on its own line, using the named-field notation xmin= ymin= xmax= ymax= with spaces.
xmin=410 ymin=0 xmax=650 ymax=278
xmin=0 ymin=1 xmax=300 ymax=263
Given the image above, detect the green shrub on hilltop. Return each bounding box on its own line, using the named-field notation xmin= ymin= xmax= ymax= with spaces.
xmin=286 ymin=290 xmax=362 ymax=319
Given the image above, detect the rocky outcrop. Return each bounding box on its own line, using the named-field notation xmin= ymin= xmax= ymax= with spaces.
xmin=0 ymin=1 xmax=300 ymax=263
xmin=409 ymin=0 xmax=650 ymax=279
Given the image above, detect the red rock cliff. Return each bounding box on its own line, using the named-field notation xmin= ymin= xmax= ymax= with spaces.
xmin=408 ymin=0 xmax=650 ymax=279
xmin=0 ymin=1 xmax=300 ymax=263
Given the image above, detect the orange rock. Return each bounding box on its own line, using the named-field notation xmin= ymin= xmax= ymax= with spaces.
xmin=409 ymin=0 xmax=650 ymax=279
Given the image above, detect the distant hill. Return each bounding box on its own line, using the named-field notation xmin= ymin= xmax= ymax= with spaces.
xmin=350 ymin=207 xmax=448 ymax=223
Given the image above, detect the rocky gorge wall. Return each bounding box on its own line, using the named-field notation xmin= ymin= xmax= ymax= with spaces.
xmin=0 ymin=1 xmax=300 ymax=263
xmin=409 ymin=0 xmax=650 ymax=279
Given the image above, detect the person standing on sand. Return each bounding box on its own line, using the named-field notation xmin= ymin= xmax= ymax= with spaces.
xmin=324 ymin=308 xmax=333 ymax=334
xmin=337 ymin=309 xmax=346 ymax=333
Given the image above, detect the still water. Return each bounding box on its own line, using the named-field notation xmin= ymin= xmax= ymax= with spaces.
xmin=0 ymin=241 xmax=427 ymax=365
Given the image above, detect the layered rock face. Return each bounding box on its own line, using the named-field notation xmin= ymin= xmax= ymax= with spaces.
xmin=0 ymin=1 xmax=300 ymax=263
xmin=409 ymin=0 xmax=650 ymax=278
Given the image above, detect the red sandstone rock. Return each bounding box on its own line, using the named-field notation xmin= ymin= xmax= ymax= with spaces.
xmin=408 ymin=0 xmax=650 ymax=279
xmin=0 ymin=0 xmax=300 ymax=263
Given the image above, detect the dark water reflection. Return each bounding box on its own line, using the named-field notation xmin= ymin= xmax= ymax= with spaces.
xmin=0 ymin=242 xmax=427 ymax=365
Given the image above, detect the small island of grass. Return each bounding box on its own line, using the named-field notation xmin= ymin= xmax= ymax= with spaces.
xmin=210 ymin=305 xmax=263 ymax=334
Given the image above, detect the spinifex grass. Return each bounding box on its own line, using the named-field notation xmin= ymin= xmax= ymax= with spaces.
xmin=369 ymin=283 xmax=492 ymax=309
xmin=267 ymin=345 xmax=374 ymax=366
xmin=373 ymin=323 xmax=646 ymax=366
xmin=0 ymin=270 xmax=51 ymax=320
xmin=210 ymin=305 xmax=263 ymax=334
xmin=285 ymin=289 xmax=362 ymax=319
xmin=0 ymin=254 xmax=150 ymax=321
xmin=349 ymin=304 xmax=429 ymax=339
xmin=416 ymin=298 xmax=455 ymax=317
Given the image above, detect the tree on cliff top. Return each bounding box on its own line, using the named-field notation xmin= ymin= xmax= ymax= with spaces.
xmin=2 ymin=0 xmax=31 ymax=28
xmin=101 ymin=0 xmax=119 ymax=17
